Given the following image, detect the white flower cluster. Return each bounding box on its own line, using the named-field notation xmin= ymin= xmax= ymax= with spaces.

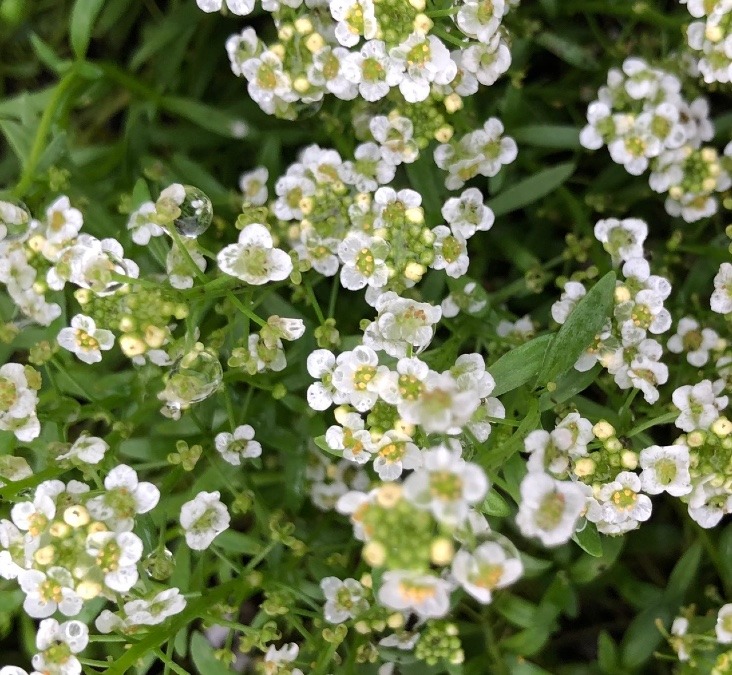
xmin=579 ymin=57 xmax=731 ymax=221
xmin=336 ymin=444 xmax=523 ymax=620
xmin=219 ymin=0 xmax=514 ymax=119
xmin=682 ymin=0 xmax=732 ymax=84
xmin=553 ymin=217 xmax=673 ymax=405
xmin=0 ymin=363 xmax=41 ymax=442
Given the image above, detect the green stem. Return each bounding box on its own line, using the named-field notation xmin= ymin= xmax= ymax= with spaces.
xmin=226 ymin=291 xmax=266 ymax=328
xmin=427 ymin=6 xmax=459 ymax=16
xmin=627 ymin=411 xmax=677 ymax=437
xmin=327 ymin=276 xmax=339 ymax=319
xmin=304 ymin=279 xmax=326 ymax=325
xmin=13 ymin=67 xmax=78 ymax=198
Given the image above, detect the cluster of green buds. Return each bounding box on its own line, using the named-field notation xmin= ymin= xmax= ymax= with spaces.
xmin=573 ymin=421 xmax=638 ymax=484
xmin=414 ymin=620 xmax=464 ymax=666
xmin=684 ymin=417 xmax=732 ymax=486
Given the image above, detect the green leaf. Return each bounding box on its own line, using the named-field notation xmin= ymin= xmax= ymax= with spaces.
xmin=495 ymin=595 xmax=540 ymax=629
xmin=481 ymin=489 xmax=513 ymax=517
xmin=190 ymin=631 xmax=235 ymax=675
xmin=536 ymin=271 xmax=616 ymax=386
xmin=487 ymin=162 xmax=576 ymax=217
xmin=572 ymin=523 xmax=603 ymax=557
xmin=163 ymin=97 xmax=247 ymax=138
xmin=511 ymin=125 xmax=581 ymax=149
xmin=488 ymin=334 xmax=553 ymax=396
xmin=0 ymin=119 xmax=33 ymax=166
xmin=29 ymin=33 xmax=70 ymax=74
xmin=597 ymin=631 xmax=619 ymax=672
xmin=535 ymin=32 xmax=600 ymax=70
xmin=214 ymin=530 xmax=261 ymax=555
xmin=69 ymin=0 xmax=106 ymax=60
xmin=481 ymin=401 xmax=540 ymax=470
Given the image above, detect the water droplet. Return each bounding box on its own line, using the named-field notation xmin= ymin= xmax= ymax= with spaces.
xmin=293 ymin=99 xmax=323 ymax=120
xmin=74 ymin=248 xmax=130 ymax=297
xmin=0 ymin=199 xmax=32 ymax=242
xmin=143 ymin=548 xmax=175 ymax=580
xmin=162 ymin=346 xmax=223 ymax=410
xmin=173 ymin=186 xmax=213 ymax=238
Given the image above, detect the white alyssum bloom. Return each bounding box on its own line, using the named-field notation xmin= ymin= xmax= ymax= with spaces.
xmin=18 ymin=567 xmax=83 ymax=618
xmin=338 ymin=231 xmax=389 ymax=290
xmin=372 ymin=430 xmax=422 ymax=480
xmin=461 ymin=35 xmax=512 ymax=86
xmin=344 ymin=40 xmax=403 ymax=102
xmin=377 ymin=570 xmax=452 ymax=619
xmin=306 ymin=349 xmax=342 ymax=411
xmin=217 ymin=223 xmax=293 ymax=284
xmin=441 ymin=187 xmax=494 ymax=239
xmin=44 ymin=196 xmax=83 ymax=245
xmin=326 ymin=412 xmax=375 ymax=465
xmin=215 ymin=425 xmax=262 ymax=465
xmin=672 ymin=380 xmax=729 ymax=432
xmin=363 ymin=292 xmax=442 ymax=358
xmin=688 ymin=479 xmax=732 ymax=528
xmin=389 ymin=33 xmax=457 ymax=103
xmin=639 ymin=445 xmax=692 ymax=496
xmin=32 ymin=618 xmax=88 ymax=675
xmin=431 ymin=226 xmax=469 ymax=278
xmin=588 ymin=471 xmax=652 ymax=534
xmin=524 ymin=428 xmax=574 ymax=477
xmin=555 ymin=412 xmax=594 ymax=457
xmin=0 ymin=362 xmax=40 ymax=442
xmin=331 ymin=345 xmax=381 ymax=412
xmin=457 ymin=0 xmax=506 ymax=43
xmin=309 ymin=47 xmax=359 ymax=102
xmin=263 ymin=642 xmax=304 ymax=675
xmin=167 ymin=239 xmax=206 ymax=290
xmin=86 ymin=464 xmax=160 ymax=532
xmin=241 ymin=51 xmax=297 ymax=116
xmin=180 ymin=491 xmax=231 ymax=550
xmin=127 ymin=201 xmax=164 ymax=245
xmin=516 ymin=473 xmax=587 ymax=547
xmin=451 ymin=539 xmax=523 ymax=604
xmin=717 ymin=604 xmax=732 ymax=644
xmin=711 ymin=262 xmax=732 ymax=314
xmin=86 ymin=530 xmax=143 ymax=592
xmin=400 ymin=370 xmax=481 ymax=434
xmin=667 ymin=317 xmax=719 ymax=367
xmin=551 ymin=281 xmax=586 ymax=324
xmin=594 ymin=217 xmax=648 ymax=264
xmin=121 ymin=587 xmax=187 ymax=627
xmin=369 ymin=115 xmax=419 ymax=166
xmin=196 ymin=0 xmax=255 ymax=14
xmin=320 ymin=576 xmax=370 ymax=623
xmin=239 ymin=167 xmax=269 ymax=205
xmin=57 ymin=314 xmax=115 ymax=364
xmin=339 ymin=142 xmax=395 ymax=191
xmin=403 ymin=444 xmax=488 ymax=526
xmin=330 ymin=0 xmax=378 ymax=47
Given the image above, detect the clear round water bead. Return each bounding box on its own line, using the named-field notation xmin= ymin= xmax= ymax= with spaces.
xmin=163 ymin=346 xmax=223 ymax=409
xmin=173 ymin=186 xmax=213 ymax=238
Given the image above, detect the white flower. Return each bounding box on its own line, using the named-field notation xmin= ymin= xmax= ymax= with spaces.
xmin=594 ymin=217 xmax=647 ymax=264
xmin=32 ymin=619 xmax=88 ymax=675
xmin=263 ymin=644 xmax=304 ymax=675
xmin=326 ymin=412 xmax=375 ymax=465
xmin=239 ymin=167 xmax=269 ymax=205
xmin=461 ymin=36 xmax=511 ymax=86
xmin=180 ymin=491 xmax=230 ymax=550
xmin=196 ymin=0 xmax=255 ymax=15
xmin=555 ymin=412 xmax=594 ymax=457
xmin=241 ymin=51 xmax=297 ymax=116
xmin=431 ymin=226 xmax=469 ymax=278
xmin=18 ymin=567 xmax=82 ymax=618
xmin=399 ymin=371 xmax=480 ymax=434
xmin=57 ymin=314 xmax=115 ymax=364
xmin=376 ymin=356 xmax=429 ymax=406
xmin=451 ymin=539 xmax=523 ymax=604
xmin=56 ymin=435 xmax=108 ymax=465
xmin=369 ymin=115 xmax=419 ymax=166
xmin=516 ymin=473 xmax=587 ymax=547
xmin=330 ymin=0 xmax=378 ymax=47
xmin=667 ymin=317 xmax=719 ymax=366
xmin=441 ymin=187 xmax=494 ymax=239
xmin=45 ymin=196 xmax=83 ymax=245
xmin=711 ymin=262 xmax=732 ymax=314
xmin=167 ymin=239 xmax=206 ymax=290
xmin=551 ymin=281 xmax=586 ymax=324
xmin=331 ymin=346 xmax=381 ymax=412
xmin=309 ymin=47 xmax=359 ymax=101
xmin=377 ymin=571 xmax=452 ymax=619
xmin=86 ymin=530 xmax=143 ymax=592
xmin=86 ymin=464 xmax=160 ymax=532
xmin=524 ymin=428 xmax=574 ymax=476
xmin=456 ymin=0 xmax=505 ymax=43
xmin=344 ymin=40 xmax=402 ymax=102
xmin=588 ymin=472 xmax=652 ymax=534
xmin=580 ymin=101 xmax=613 ymax=150
xmin=450 ymin=352 xmax=495 ymax=399
xmin=403 ymin=444 xmax=488 ymax=526
xmin=688 ymin=479 xmax=732 ymax=528
xmin=127 ymin=202 xmax=164 ymax=245
xmin=717 ymin=604 xmax=732 ymax=644
xmin=363 ymin=292 xmax=441 ymax=358
xmin=372 ymin=430 xmax=422 ymax=480
xmin=0 ymin=362 xmax=40 ymax=442
xmin=217 ymin=223 xmax=293 ymax=284
xmin=320 ymin=576 xmax=369 ymax=623
xmin=338 ymin=232 xmax=389 ymax=290
xmin=306 ymin=349 xmax=342 ymax=410
xmin=639 ymin=445 xmax=692 ymax=496
xmin=215 ymin=425 xmax=262 ymax=465
xmin=123 ymin=587 xmax=187 ymax=626
xmin=673 ymin=380 xmax=728 ymax=432
xmin=389 ymin=33 xmax=457 ymax=103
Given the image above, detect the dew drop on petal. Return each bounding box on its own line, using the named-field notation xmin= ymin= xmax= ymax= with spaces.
xmin=143 ymin=548 xmax=175 ymax=580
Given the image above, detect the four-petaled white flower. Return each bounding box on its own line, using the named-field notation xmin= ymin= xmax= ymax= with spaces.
xmin=180 ymin=490 xmax=231 ymax=550
xmin=215 ymin=425 xmax=262 ymax=465
xmin=57 ymin=314 xmax=115 ymax=364
xmin=217 ymin=223 xmax=293 ymax=285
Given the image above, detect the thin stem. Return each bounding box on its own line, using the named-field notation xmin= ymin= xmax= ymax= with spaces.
xmin=13 ymin=68 xmax=78 ymax=198
xmin=226 ymin=292 xmax=267 ymax=328
xmin=303 ymin=279 xmax=326 ymax=325
xmin=327 ymin=276 xmax=339 ymax=319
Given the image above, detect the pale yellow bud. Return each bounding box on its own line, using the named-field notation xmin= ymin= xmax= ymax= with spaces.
xmin=393 ymin=418 xmax=415 ymax=436
xmin=593 ymin=420 xmax=615 ymax=439
xmin=49 ymin=521 xmax=70 ymax=538
xmin=144 ymin=325 xmax=166 ymax=348
xmin=434 ymin=126 xmax=454 ymax=143
xmin=377 ymin=483 xmax=402 ymax=508
xmin=293 ymin=76 xmax=311 ymax=94
xmin=34 ymin=545 xmax=55 ymax=566
xmin=334 ymin=405 xmax=352 ymax=425
xmin=299 ymin=196 xmax=314 ymax=215
xmin=605 ymin=437 xmax=622 ymax=452
xmin=305 ymin=33 xmax=325 ymax=53
xmin=701 ymin=147 xmax=717 ymax=162
xmin=363 ymin=541 xmax=386 ymax=566
xmin=387 ymin=612 xmax=405 ymax=629
xmin=118 ymin=316 xmax=136 ymax=333
xmin=405 ymin=207 xmax=424 ymax=224
xmin=119 ymin=335 xmax=146 ymax=357
xmin=413 ymin=13 xmax=433 ymax=33
xmin=64 ymin=505 xmax=90 ymax=528
xmin=621 ymin=450 xmax=638 ymax=470
xmin=444 ymin=93 xmax=463 ymax=114
xmin=669 ymin=186 xmax=683 ymax=200
xmin=712 ymin=417 xmax=732 ymax=437
xmin=430 ymin=538 xmax=455 ymax=565
xmin=294 ymin=17 xmax=313 ymax=34
xmin=76 ymin=581 xmax=102 ymax=600
xmin=87 ymin=521 xmax=108 ymax=535
xmin=614 ymin=285 xmax=631 ymax=303
xmin=706 ymin=24 xmax=723 ymax=42
xmin=278 ymin=24 xmax=294 ymax=41
xmin=574 ymin=457 xmax=596 ymax=477
xmin=409 ymin=0 xmax=426 ymax=9
xmin=360 ymin=573 xmax=373 ymax=589
xmin=270 ymin=44 xmax=286 ymax=60
xmin=354 ymin=621 xmax=371 ymax=634
xmin=404 ymin=262 xmax=426 ymax=282
xmin=687 ymin=430 xmax=705 ymax=448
